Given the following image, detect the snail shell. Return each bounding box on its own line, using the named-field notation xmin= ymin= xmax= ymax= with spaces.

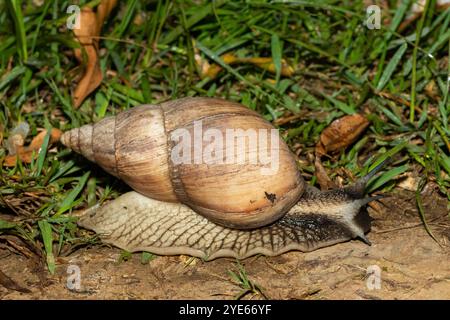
xmin=61 ymin=97 xmax=305 ymax=229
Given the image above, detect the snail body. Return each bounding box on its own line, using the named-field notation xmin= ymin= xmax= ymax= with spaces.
xmin=62 ymin=97 xmax=383 ymax=260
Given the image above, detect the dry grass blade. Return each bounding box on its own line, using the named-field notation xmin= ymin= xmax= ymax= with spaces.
xmin=0 ymin=269 xmax=31 ymax=293
xmin=416 ymin=186 xmax=442 ymax=246
xmin=96 ymin=0 xmax=118 ymax=29
xmin=195 ymin=51 xmax=294 ymax=80
xmin=314 ymin=157 xmax=336 ymax=190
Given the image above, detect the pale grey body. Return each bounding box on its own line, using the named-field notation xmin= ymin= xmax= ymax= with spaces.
xmin=77 ymin=182 xmax=382 ymax=260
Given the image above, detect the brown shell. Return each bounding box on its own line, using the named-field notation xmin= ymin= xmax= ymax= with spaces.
xmin=61 ymin=97 xmax=305 ymax=229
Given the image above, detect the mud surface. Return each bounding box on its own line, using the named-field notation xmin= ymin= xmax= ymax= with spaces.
xmin=1 ymin=189 xmax=449 ymax=300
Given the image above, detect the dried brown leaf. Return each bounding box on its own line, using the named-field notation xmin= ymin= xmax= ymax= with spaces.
xmin=2 ymin=235 xmax=37 ymax=259
xmin=316 ymin=114 xmax=369 ymax=156
xmin=72 ymin=8 xmax=101 ymax=108
xmin=72 ymin=1 xmax=118 ymax=108
xmin=3 ymin=128 xmax=62 ymax=167
xmin=72 ymin=44 xmax=102 ymax=108
xmin=5 ymin=122 xmax=29 ymax=155
xmin=96 ymin=0 xmax=118 ymax=30
xmin=313 ymin=114 xmax=369 ymax=190
xmin=208 ymin=53 xmax=237 ymax=78
xmin=314 ymin=157 xmax=335 ymax=190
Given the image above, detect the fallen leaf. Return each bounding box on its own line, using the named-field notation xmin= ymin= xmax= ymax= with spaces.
xmin=313 ymin=114 xmax=369 ymax=190
xmin=273 ymin=113 xmax=305 ymax=126
xmin=314 ymin=157 xmax=336 ymax=190
xmin=73 ymin=44 xmax=102 ymax=108
xmin=28 ymin=128 xmax=62 ymax=150
xmin=0 ymin=269 xmax=31 ymax=293
xmin=3 ymin=128 xmax=62 ymax=167
xmin=72 ymin=8 xmax=101 ymax=108
xmin=315 ymin=114 xmax=369 ymax=156
xmin=72 ymin=0 xmax=118 ymax=108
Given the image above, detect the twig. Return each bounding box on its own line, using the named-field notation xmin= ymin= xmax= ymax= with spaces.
xmin=0 ymin=269 xmax=31 ymax=293
xmin=375 ymin=216 xmax=444 ymax=234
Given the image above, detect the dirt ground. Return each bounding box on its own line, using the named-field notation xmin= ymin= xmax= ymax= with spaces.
xmin=0 ymin=187 xmax=449 ymax=300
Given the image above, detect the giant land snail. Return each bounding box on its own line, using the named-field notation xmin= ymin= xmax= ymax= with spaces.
xmin=61 ymin=97 xmax=386 ymax=260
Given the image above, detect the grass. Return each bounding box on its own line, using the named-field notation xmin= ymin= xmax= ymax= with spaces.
xmin=228 ymin=262 xmax=266 ymax=300
xmin=0 ymin=0 xmax=449 ymax=274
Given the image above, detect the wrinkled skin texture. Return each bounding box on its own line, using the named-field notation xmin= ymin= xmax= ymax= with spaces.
xmin=77 ymin=180 xmax=381 ymax=260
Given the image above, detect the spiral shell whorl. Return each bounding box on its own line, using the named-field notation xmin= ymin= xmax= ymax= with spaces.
xmin=61 ymin=124 xmax=95 ymax=163
xmin=61 ymin=117 xmax=118 ymax=177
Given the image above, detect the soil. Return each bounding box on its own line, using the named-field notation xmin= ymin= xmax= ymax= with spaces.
xmin=0 ymin=188 xmax=449 ymax=300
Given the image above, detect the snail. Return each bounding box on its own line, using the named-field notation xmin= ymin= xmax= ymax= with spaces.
xmin=61 ymin=97 xmax=385 ymax=260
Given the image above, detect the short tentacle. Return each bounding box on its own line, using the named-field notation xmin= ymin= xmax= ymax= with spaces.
xmin=344 ymin=157 xmax=391 ymax=198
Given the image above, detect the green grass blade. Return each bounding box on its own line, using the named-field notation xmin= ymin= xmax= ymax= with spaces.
xmin=48 ymin=160 xmax=76 ymax=183
xmin=389 ymin=0 xmax=411 ymax=34
xmin=6 ymin=0 xmax=28 ymax=62
xmin=323 ymin=94 xmax=355 ymax=114
xmin=366 ymin=164 xmax=409 ymax=193
xmin=54 ymin=171 xmax=90 ymax=217
xmin=30 ymin=0 xmax=52 ymax=53
xmin=379 ymin=106 xmax=405 ymax=127
xmin=141 ymin=252 xmax=156 ymax=264
xmin=271 ymin=33 xmax=282 ymax=84
xmin=0 ymin=219 xmax=17 ymax=230
xmin=369 ymin=140 xmax=409 ymax=170
xmin=410 ymin=0 xmax=431 ymax=122
xmin=376 ymin=43 xmax=407 ymax=91
xmin=415 ymin=180 xmax=441 ymax=245
xmin=0 ymin=65 xmax=26 ymax=91
xmin=161 ymin=0 xmax=226 ymax=45
xmin=38 ymin=220 xmax=55 ymax=274
xmin=33 ymin=128 xmax=51 ymax=178
xmin=439 ymin=152 xmax=450 ymax=176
